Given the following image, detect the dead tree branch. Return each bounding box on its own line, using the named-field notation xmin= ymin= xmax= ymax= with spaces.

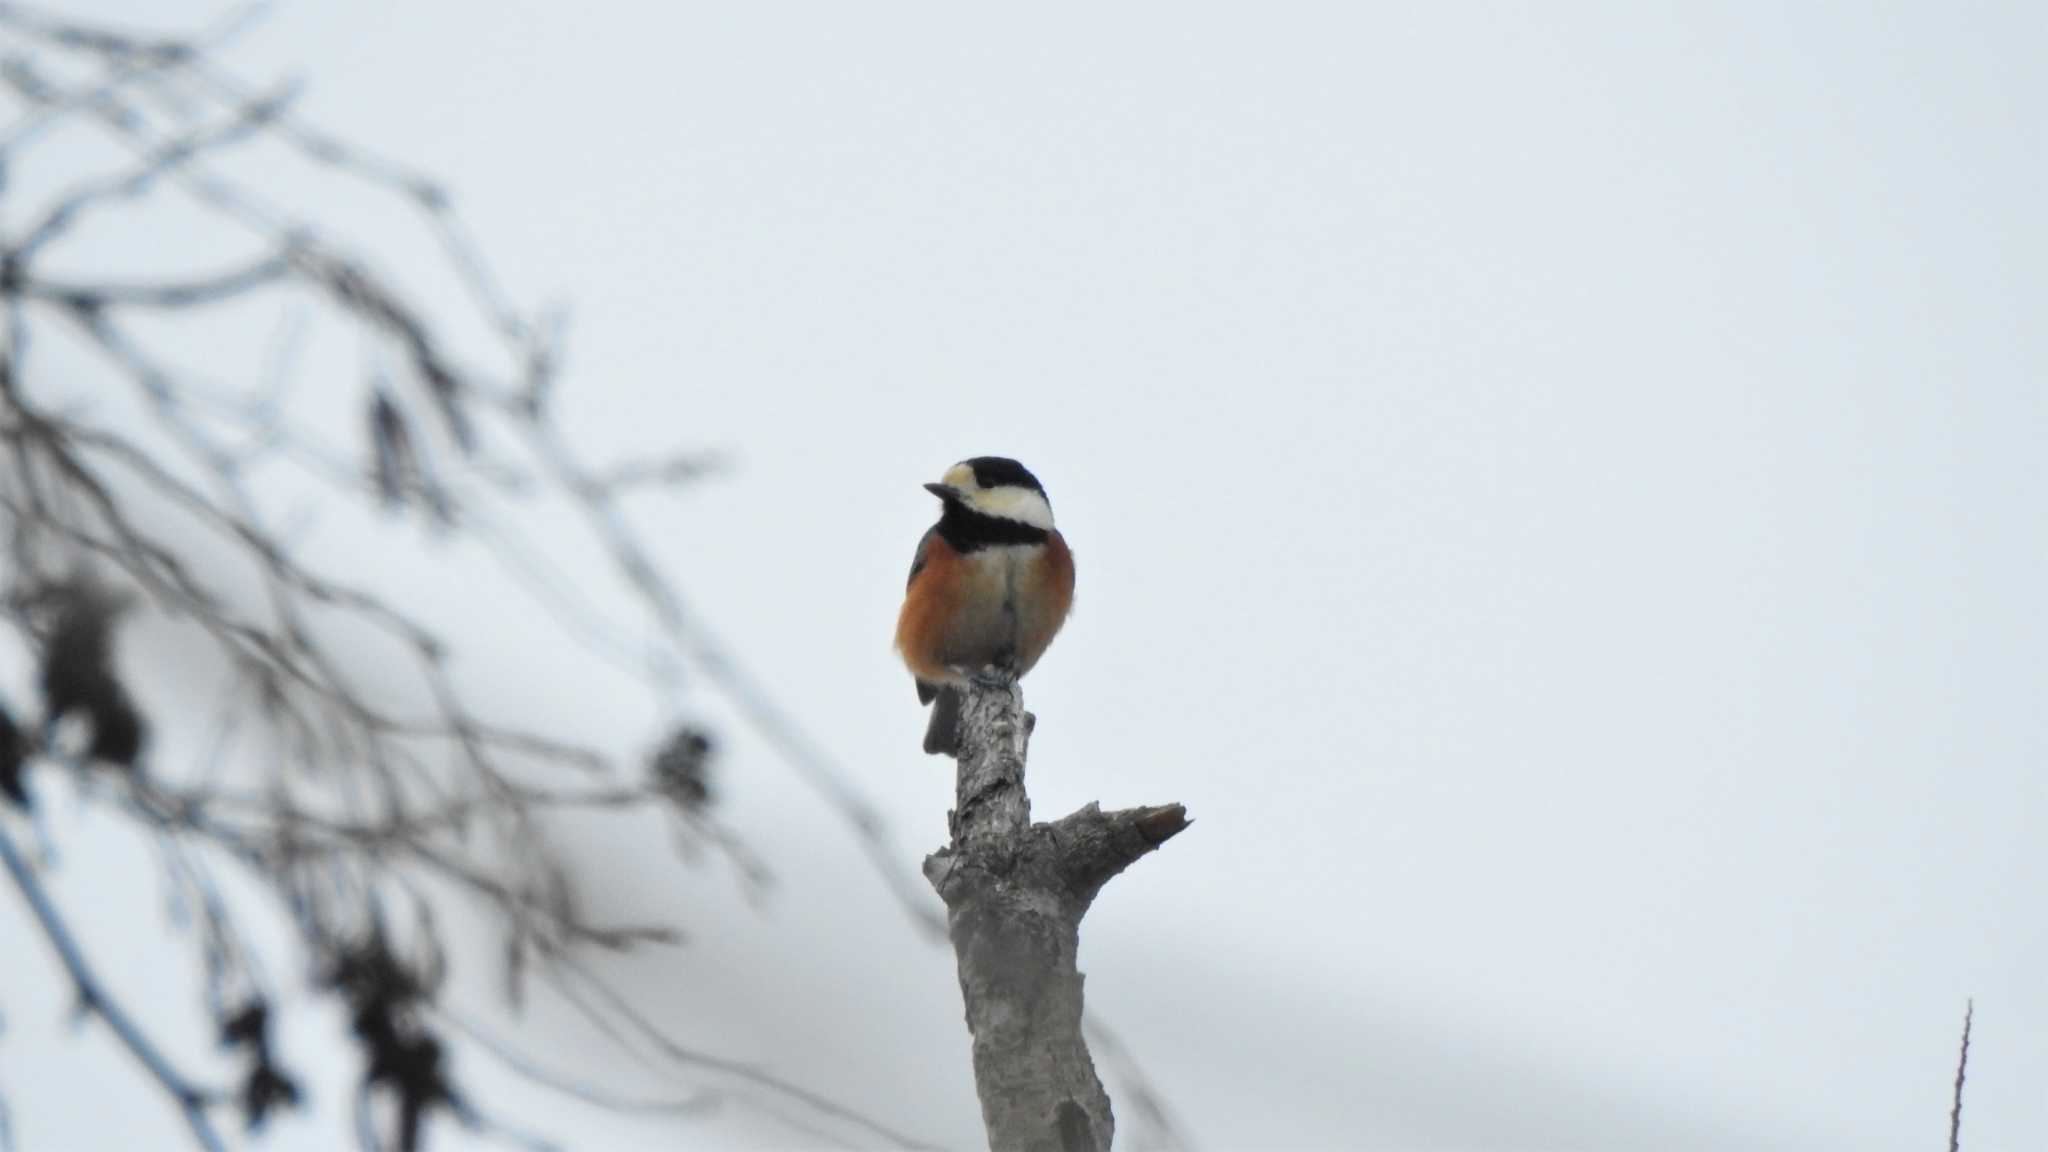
xmin=923 ymin=674 xmax=1189 ymax=1152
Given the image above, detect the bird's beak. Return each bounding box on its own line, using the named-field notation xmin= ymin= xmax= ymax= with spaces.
xmin=924 ymin=482 xmax=962 ymax=502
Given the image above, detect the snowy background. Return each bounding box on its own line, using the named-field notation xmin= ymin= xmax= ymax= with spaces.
xmin=3 ymin=3 xmax=2043 ymax=1149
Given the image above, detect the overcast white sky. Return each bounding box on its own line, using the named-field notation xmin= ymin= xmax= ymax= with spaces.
xmin=4 ymin=2 xmax=2045 ymax=1150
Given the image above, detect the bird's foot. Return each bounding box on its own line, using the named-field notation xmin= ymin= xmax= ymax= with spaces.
xmin=969 ymin=664 xmax=1016 ymax=690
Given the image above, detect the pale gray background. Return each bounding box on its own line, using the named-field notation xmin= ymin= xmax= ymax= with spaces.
xmin=2 ymin=2 xmax=2043 ymax=1149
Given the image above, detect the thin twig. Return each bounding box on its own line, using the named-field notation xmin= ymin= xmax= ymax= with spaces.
xmin=545 ymin=949 xmax=946 ymax=1151
xmin=0 ymin=822 xmax=227 ymax=1152
xmin=1948 ymin=998 xmax=1972 ymax=1152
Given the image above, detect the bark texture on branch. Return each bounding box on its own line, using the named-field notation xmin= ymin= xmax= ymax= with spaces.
xmin=923 ymin=673 xmax=1188 ymax=1152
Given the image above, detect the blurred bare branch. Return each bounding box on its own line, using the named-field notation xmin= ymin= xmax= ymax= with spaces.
xmin=0 ymin=4 xmax=937 ymax=1147
xmin=0 ymin=821 xmax=228 ymax=1152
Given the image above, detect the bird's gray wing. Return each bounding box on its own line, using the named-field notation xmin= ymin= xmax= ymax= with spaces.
xmin=908 ymin=527 xmax=940 ymax=704
xmin=906 ymin=526 xmax=937 ymax=589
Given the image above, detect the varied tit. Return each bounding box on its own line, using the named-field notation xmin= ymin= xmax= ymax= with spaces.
xmin=895 ymin=457 xmax=1075 ymax=756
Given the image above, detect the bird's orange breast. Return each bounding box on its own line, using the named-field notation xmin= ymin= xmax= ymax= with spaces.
xmin=896 ymin=535 xmax=967 ymax=685
xmin=895 ymin=531 xmax=1075 ymax=684
xmin=1016 ymin=530 xmax=1074 ymax=674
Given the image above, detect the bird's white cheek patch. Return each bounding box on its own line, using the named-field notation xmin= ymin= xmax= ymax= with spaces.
xmin=971 ymin=487 xmax=1055 ymax=530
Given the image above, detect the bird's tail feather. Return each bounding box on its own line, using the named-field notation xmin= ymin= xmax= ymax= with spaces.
xmin=923 ymin=686 xmax=962 ymax=757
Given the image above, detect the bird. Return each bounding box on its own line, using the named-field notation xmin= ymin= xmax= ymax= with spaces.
xmin=895 ymin=457 xmax=1075 ymax=756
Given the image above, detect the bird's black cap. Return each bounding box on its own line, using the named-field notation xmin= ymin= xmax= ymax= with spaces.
xmin=962 ymin=456 xmax=1045 ymax=494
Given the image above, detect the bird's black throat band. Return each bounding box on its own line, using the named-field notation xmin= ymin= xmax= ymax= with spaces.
xmin=935 ymin=502 xmax=1048 ymax=551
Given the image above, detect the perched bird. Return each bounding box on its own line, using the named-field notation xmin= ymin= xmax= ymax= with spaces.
xmin=896 ymin=457 xmax=1075 ymax=756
